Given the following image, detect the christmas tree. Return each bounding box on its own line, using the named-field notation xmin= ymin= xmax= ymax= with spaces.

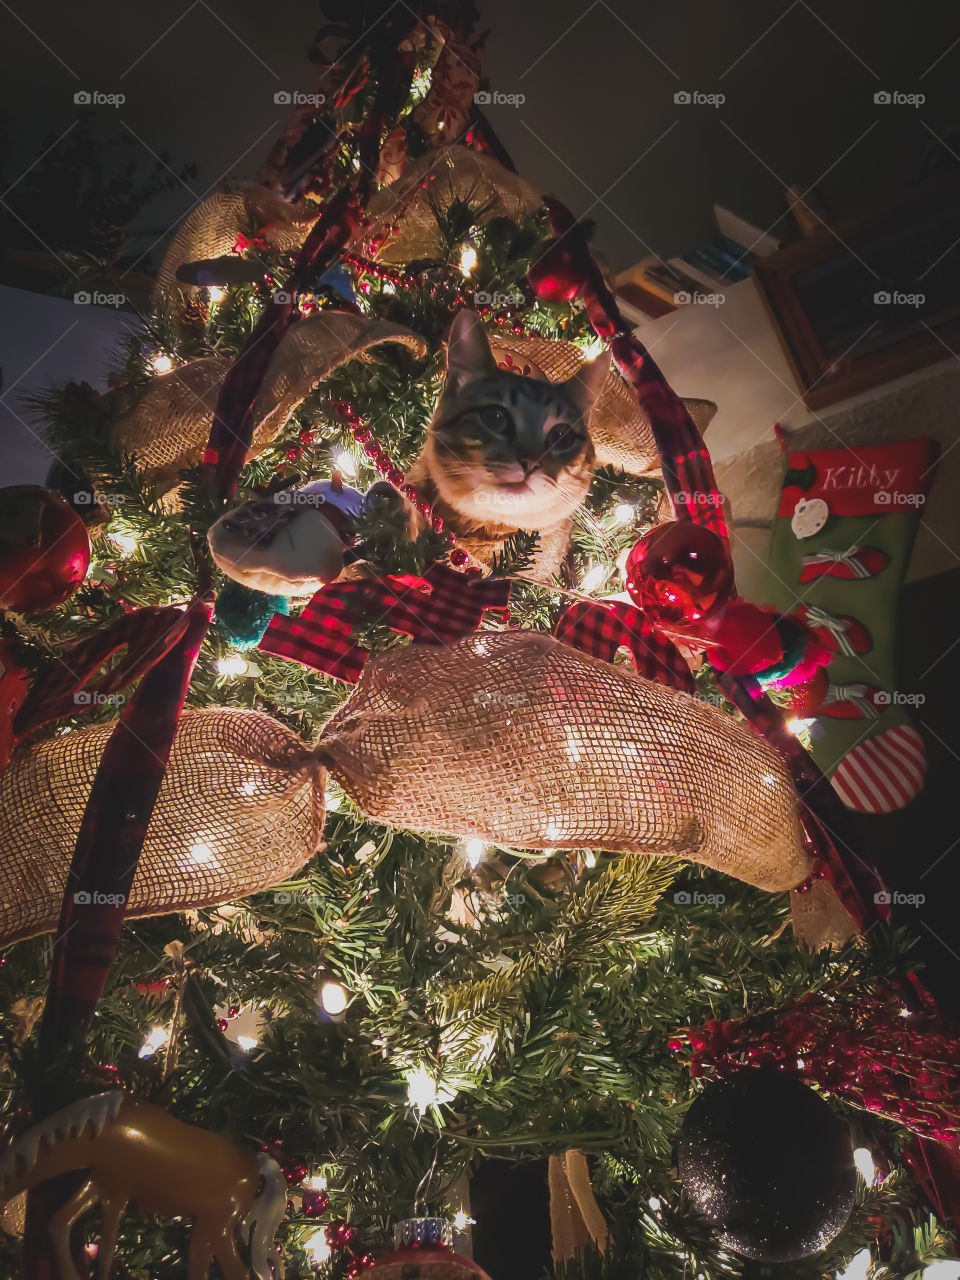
xmin=1 ymin=4 xmax=958 ymax=1279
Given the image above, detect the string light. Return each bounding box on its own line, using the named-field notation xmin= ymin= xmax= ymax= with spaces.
xmin=215 ymin=654 xmax=248 ymax=678
xmin=647 ymin=1196 xmax=661 ymax=1212
xmin=613 ymin=502 xmax=635 ymax=524
xmin=138 ymin=1025 xmax=170 ymax=1059
xmin=463 ymin=838 xmax=486 ymax=868
xmin=236 ymin=1034 xmax=259 ymax=1051
xmin=207 ymin=286 xmax=226 ymax=303
xmin=459 ymin=244 xmax=478 ymax=277
xmin=333 ymin=450 xmax=357 ymax=478
xmin=853 ymin=1147 xmax=876 ymax=1184
xmin=149 ymin=353 xmax=174 ymax=375
xmin=305 ymin=1173 xmax=328 ymax=1192
xmin=110 ymin=531 xmax=138 ymax=555
xmin=837 ymin=1249 xmax=872 ymax=1280
xmin=786 ymin=717 xmax=815 ymax=736
xmin=405 ymin=1065 xmax=455 ymax=1115
xmin=452 ymin=1210 xmax=475 ymax=1231
xmin=303 ymin=1229 xmax=332 ymax=1264
xmin=580 ymin=564 xmax=607 ymax=593
xmin=319 ymin=980 xmax=349 ymax=1016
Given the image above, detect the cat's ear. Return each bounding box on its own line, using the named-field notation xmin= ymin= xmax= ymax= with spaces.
xmin=445 ymin=309 xmax=496 ymax=393
xmin=562 ymin=356 xmax=608 ymax=420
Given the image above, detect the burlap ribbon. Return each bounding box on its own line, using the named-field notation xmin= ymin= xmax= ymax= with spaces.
xmin=549 ymin=1150 xmax=608 ymax=1264
xmin=357 ymin=145 xmax=541 ymax=265
xmin=153 ymin=182 xmax=317 ymax=301
xmin=112 ymin=314 xmax=426 ymax=495
xmin=316 ymin=631 xmax=811 ymax=892
xmin=0 ymin=709 xmax=325 ymax=945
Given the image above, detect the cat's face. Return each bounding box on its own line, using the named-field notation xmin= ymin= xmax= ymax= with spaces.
xmin=425 ymin=311 xmax=606 ymax=529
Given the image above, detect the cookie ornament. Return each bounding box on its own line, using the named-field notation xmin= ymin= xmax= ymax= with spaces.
xmin=208 ymin=477 xmax=365 ymax=596
xmin=790 ymin=497 xmax=829 ymax=540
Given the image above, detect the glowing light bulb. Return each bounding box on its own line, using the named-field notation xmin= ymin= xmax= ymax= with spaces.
xmin=613 ymin=502 xmax=635 ymax=524
xmin=138 ymin=1025 xmax=170 ymax=1059
xmin=853 ymin=1147 xmax=876 ymax=1184
xmin=838 ymin=1248 xmax=872 ymax=1280
xmin=333 ymin=450 xmax=357 ymax=478
xmin=786 ymin=717 xmax=814 ymax=736
xmin=647 ymin=1196 xmax=661 ymax=1212
xmin=405 ymin=1065 xmax=454 ymax=1114
xmin=305 ymin=1173 xmax=327 ymax=1192
xmin=453 ymin=1210 xmax=475 ymax=1231
xmin=189 ymin=840 xmax=215 ymax=864
xmin=110 ymin=531 xmax=138 ymax=555
xmin=207 ymin=286 xmax=225 ymax=303
xmin=320 ymin=980 xmax=349 ymax=1016
xmin=580 ymin=564 xmax=606 ymax=593
xmin=459 ymin=244 xmax=478 ymax=277
xmin=150 ymin=353 xmax=174 ymax=374
xmin=215 ymin=654 xmax=248 ymax=678
xmin=463 ymin=838 xmax=485 ymax=867
xmin=236 ymin=1034 xmax=259 ymax=1051
xmin=304 ymin=1230 xmax=332 ymax=1263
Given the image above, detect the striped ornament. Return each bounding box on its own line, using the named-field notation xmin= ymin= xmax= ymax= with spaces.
xmin=830 ymin=724 xmax=926 ymax=813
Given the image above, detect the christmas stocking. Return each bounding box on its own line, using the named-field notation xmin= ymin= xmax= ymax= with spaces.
xmin=764 ymin=437 xmax=939 ymax=813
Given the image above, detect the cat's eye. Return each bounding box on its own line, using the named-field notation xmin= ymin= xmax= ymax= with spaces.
xmin=482 ymin=405 xmax=511 ymax=433
xmin=546 ymin=423 xmax=582 ymax=454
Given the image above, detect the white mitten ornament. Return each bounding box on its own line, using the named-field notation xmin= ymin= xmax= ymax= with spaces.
xmin=208 ymin=476 xmax=365 ymax=596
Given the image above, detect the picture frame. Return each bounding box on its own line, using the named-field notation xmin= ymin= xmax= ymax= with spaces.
xmin=751 ymin=177 xmax=960 ymax=409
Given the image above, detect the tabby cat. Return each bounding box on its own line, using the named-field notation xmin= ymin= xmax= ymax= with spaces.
xmin=400 ymin=309 xmax=608 ymax=577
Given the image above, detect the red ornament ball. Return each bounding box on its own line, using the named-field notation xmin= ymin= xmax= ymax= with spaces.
xmin=695 ymin=601 xmax=784 ymax=676
xmin=0 ymin=486 xmax=90 ymax=612
xmin=362 ymin=1245 xmax=491 ymax=1280
xmin=527 ymin=236 xmax=584 ymax=303
xmin=624 ymin=521 xmax=733 ymax=628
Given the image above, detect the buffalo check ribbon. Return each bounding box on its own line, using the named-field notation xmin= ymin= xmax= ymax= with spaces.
xmin=259 ymin=564 xmax=511 ymax=682
xmin=554 ymin=599 xmax=695 ymax=693
xmin=14 ymin=605 xmax=190 ymax=738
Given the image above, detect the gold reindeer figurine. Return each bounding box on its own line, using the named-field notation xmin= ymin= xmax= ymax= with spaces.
xmin=0 ymin=1091 xmax=286 ymax=1279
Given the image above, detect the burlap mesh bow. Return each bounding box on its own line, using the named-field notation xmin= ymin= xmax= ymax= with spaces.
xmin=316 ymin=631 xmax=811 ymax=892
xmin=0 ymin=709 xmax=325 ymax=946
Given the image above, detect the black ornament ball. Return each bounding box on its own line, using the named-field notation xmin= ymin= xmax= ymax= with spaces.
xmin=678 ymin=1070 xmax=856 ymax=1261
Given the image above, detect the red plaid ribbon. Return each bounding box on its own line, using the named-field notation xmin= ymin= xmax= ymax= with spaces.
xmin=555 ymin=600 xmax=695 ymax=692
xmin=14 ymin=605 xmax=190 ymax=738
xmin=543 ymin=198 xmax=728 ymax=545
xmin=259 ymin=564 xmax=511 ymax=682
